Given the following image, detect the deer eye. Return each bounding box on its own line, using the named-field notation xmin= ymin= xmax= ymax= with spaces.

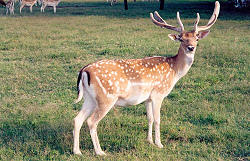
xmin=179 ymin=39 xmax=184 ymax=42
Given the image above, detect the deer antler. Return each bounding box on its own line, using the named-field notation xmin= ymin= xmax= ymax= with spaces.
xmin=194 ymin=1 xmax=220 ymax=32
xmin=150 ymin=11 xmax=184 ymax=33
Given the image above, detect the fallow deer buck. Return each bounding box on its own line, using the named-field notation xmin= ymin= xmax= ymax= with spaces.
xmin=73 ymin=1 xmax=220 ymax=155
xmin=40 ymin=0 xmax=61 ymax=13
xmin=6 ymin=0 xmax=14 ymax=15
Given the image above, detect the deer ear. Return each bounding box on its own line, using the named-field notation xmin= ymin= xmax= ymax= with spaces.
xmin=168 ymin=34 xmax=180 ymax=41
xmin=198 ymin=30 xmax=210 ymax=40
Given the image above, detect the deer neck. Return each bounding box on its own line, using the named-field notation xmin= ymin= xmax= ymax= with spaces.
xmin=172 ymin=45 xmax=195 ymax=80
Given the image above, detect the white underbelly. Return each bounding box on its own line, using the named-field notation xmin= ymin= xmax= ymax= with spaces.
xmin=25 ymin=2 xmax=34 ymax=6
xmin=115 ymin=85 xmax=152 ymax=107
xmin=115 ymin=92 xmax=150 ymax=107
xmin=47 ymin=2 xmax=58 ymax=6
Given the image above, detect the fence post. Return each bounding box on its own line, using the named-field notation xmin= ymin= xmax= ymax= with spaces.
xmin=124 ymin=0 xmax=128 ymax=10
xmin=160 ymin=0 xmax=164 ymax=10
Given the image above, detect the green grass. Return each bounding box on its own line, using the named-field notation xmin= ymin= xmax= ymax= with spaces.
xmin=0 ymin=0 xmax=249 ymax=160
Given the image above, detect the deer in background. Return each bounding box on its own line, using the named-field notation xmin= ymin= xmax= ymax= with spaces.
xmin=19 ymin=0 xmax=38 ymax=13
xmin=107 ymin=0 xmax=117 ymax=6
xmin=0 ymin=0 xmax=6 ymax=6
xmin=5 ymin=0 xmax=14 ymax=14
xmin=73 ymin=1 xmax=220 ymax=155
xmin=40 ymin=0 xmax=61 ymax=13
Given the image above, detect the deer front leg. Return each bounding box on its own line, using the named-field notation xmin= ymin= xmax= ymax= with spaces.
xmin=151 ymin=95 xmax=164 ymax=148
xmin=40 ymin=5 xmax=43 ymax=12
xmin=41 ymin=3 xmax=46 ymax=12
xmin=146 ymin=100 xmax=154 ymax=145
xmin=20 ymin=4 xmax=24 ymax=13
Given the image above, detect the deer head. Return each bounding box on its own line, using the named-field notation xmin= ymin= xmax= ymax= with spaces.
xmin=150 ymin=1 xmax=220 ymax=54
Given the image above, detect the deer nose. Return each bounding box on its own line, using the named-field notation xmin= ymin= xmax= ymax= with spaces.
xmin=187 ymin=46 xmax=195 ymax=51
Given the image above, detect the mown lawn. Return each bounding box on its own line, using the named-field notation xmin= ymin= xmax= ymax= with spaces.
xmin=0 ymin=0 xmax=249 ymax=160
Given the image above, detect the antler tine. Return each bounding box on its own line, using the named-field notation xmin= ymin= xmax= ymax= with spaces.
xmin=177 ymin=12 xmax=184 ymax=32
xmin=208 ymin=1 xmax=220 ymax=24
xmin=154 ymin=11 xmax=167 ymax=24
xmin=150 ymin=11 xmax=182 ymax=33
xmin=196 ymin=1 xmax=220 ymax=32
xmin=193 ymin=13 xmax=200 ymax=32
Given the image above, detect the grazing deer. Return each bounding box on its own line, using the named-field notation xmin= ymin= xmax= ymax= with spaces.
xmin=235 ymin=0 xmax=248 ymax=8
xmin=19 ymin=0 xmax=38 ymax=13
xmin=0 ymin=0 xmax=6 ymax=6
xmin=40 ymin=0 xmax=60 ymax=13
xmin=73 ymin=1 xmax=220 ymax=155
xmin=6 ymin=0 xmax=14 ymax=14
xmin=107 ymin=0 xmax=117 ymax=6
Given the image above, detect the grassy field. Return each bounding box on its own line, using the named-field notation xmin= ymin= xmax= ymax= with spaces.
xmin=0 ymin=0 xmax=249 ymax=160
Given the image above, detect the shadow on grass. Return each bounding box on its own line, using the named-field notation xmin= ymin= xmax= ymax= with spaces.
xmin=58 ymin=1 xmax=250 ymax=21
xmin=0 ymin=118 xmax=75 ymax=157
xmin=0 ymin=115 xmax=139 ymax=157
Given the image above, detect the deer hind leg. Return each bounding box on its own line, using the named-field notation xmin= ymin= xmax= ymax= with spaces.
xmin=6 ymin=6 xmax=8 ymax=15
xmin=151 ymin=95 xmax=164 ymax=148
xmin=73 ymin=94 xmax=97 ymax=155
xmin=41 ymin=3 xmax=47 ymax=12
xmin=30 ymin=2 xmax=37 ymax=12
xmin=146 ymin=100 xmax=154 ymax=145
xmin=86 ymin=101 xmax=115 ymax=155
